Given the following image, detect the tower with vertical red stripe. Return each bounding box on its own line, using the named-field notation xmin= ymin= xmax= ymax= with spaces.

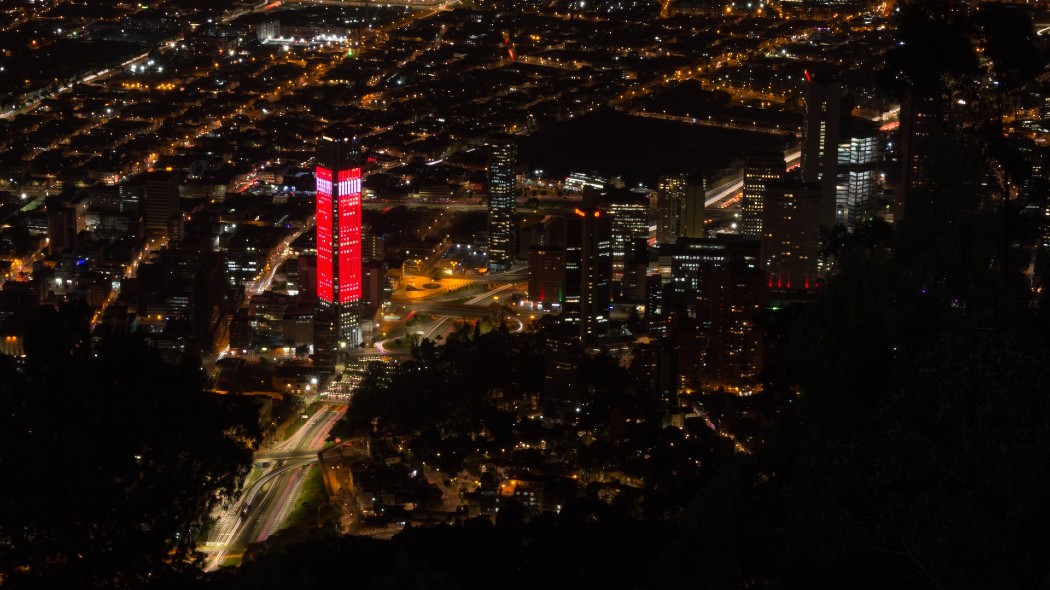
xmin=316 ymin=135 xmax=362 ymax=346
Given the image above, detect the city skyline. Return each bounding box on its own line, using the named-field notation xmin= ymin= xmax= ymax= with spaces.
xmin=1 ymin=0 xmax=1048 ymax=587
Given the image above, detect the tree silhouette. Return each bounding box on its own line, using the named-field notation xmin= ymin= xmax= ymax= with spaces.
xmin=0 ymin=303 xmax=259 ymax=589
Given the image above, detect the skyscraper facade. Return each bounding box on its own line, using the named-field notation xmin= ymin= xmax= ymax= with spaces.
xmin=705 ymin=255 xmax=765 ymax=391
xmin=144 ymin=171 xmax=180 ymax=237
xmin=683 ymin=179 xmax=706 ymax=239
xmin=657 ymin=174 xmax=706 ymax=243
xmin=740 ymin=151 xmax=785 ymax=240
xmin=527 ymin=244 xmax=565 ymax=309
xmin=487 ymin=135 xmax=517 ymax=272
xmin=604 ymin=188 xmax=650 ymax=282
xmin=47 ymin=203 xmax=78 ymax=255
xmin=316 ymin=135 xmax=363 ymax=346
xmin=836 ymin=127 xmax=879 ymax=227
xmin=761 ymin=180 xmax=821 ymax=290
xmin=656 ymin=174 xmax=687 ymax=245
xmin=564 ymin=207 xmax=612 ymax=339
xmin=801 ymin=73 xmax=841 ymax=228
xmin=898 ymin=88 xmax=934 ymax=217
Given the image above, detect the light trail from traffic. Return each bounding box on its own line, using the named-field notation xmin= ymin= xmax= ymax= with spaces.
xmin=202 ymin=404 xmax=345 ymax=571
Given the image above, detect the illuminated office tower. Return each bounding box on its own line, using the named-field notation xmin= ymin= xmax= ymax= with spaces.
xmin=836 ymin=125 xmax=879 ymax=227
xmin=740 ymin=151 xmax=785 ymax=240
xmin=316 ymin=135 xmax=363 ymax=346
xmin=564 ymin=207 xmax=612 ymax=339
xmin=487 ymin=135 xmax=517 ymax=272
xmin=604 ymin=188 xmax=649 ymax=282
xmin=657 ymin=174 xmax=687 ymax=245
xmin=657 ymin=174 xmax=706 ymax=243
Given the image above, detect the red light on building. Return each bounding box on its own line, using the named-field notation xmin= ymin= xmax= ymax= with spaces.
xmin=316 ymin=135 xmax=363 ymax=345
xmin=337 ymin=167 xmax=362 ymax=303
xmin=316 ymin=165 xmax=334 ymax=302
xmin=316 ymin=164 xmax=362 ymax=305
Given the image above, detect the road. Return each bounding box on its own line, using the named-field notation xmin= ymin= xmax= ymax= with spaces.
xmin=629 ymin=109 xmax=796 ymax=137
xmin=202 ymin=403 xmax=346 ymax=571
xmin=376 ymin=279 xmax=524 ymax=352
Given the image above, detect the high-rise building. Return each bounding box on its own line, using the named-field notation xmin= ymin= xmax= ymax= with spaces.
xmin=563 ymin=207 xmax=612 ymax=339
xmin=230 ymin=307 xmax=252 ymax=350
xmin=144 ymin=171 xmax=180 ymax=237
xmin=312 ymin=307 xmax=338 ymax=373
xmin=316 ymin=135 xmax=363 ymax=346
xmin=604 ymin=188 xmax=649 ymax=281
xmin=656 ymin=174 xmax=687 ymax=245
xmin=670 ymin=237 xmax=731 ymax=296
xmin=46 ymin=203 xmax=78 ymax=255
xmin=705 ymin=258 xmax=765 ymax=391
xmin=528 ymin=244 xmax=565 ymax=309
xmin=621 ymin=239 xmax=649 ymax=304
xmin=298 ymin=255 xmax=317 ymax=299
xmin=361 ymin=260 xmax=387 ymax=312
xmin=156 ymin=244 xmax=228 ymax=352
xmin=361 ymin=225 xmax=385 ymax=262
xmin=801 ymin=73 xmax=841 ymax=228
xmin=487 ymin=135 xmax=517 ymax=272
xmin=898 ymin=88 xmax=935 ymax=217
xmin=632 ymin=337 xmax=680 ymax=405
xmin=761 ymin=180 xmax=821 ymax=290
xmin=740 ymin=151 xmax=785 ymax=240
xmin=674 ymin=323 xmax=705 ymax=394
xmin=544 ymin=334 xmax=582 ymax=407
xmin=683 ymin=179 xmax=706 ymax=239
xmin=657 ymin=174 xmax=706 ymax=243
xmin=835 ymin=122 xmax=880 ymax=227
xmin=645 ymin=274 xmax=666 ymax=327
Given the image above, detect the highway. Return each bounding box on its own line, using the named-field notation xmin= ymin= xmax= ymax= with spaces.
xmin=202 ymin=403 xmax=345 ymax=570
xmin=415 ymin=280 xmax=522 ymax=340
xmin=376 ymin=279 xmax=522 ymax=352
xmin=704 ymin=171 xmax=744 ymax=209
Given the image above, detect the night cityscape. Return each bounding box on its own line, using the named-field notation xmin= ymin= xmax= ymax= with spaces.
xmin=1 ymin=0 xmax=1049 ymax=587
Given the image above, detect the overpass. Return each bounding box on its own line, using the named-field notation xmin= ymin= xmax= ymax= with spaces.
xmin=255 ymin=449 xmax=320 ymax=461
xmin=403 ymin=301 xmax=509 ymax=317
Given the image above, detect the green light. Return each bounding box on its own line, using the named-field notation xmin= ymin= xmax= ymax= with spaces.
xmin=346 ymin=49 xmax=354 ymax=57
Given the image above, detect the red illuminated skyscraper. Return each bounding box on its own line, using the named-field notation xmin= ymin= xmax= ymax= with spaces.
xmin=316 ymin=135 xmax=363 ymax=345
